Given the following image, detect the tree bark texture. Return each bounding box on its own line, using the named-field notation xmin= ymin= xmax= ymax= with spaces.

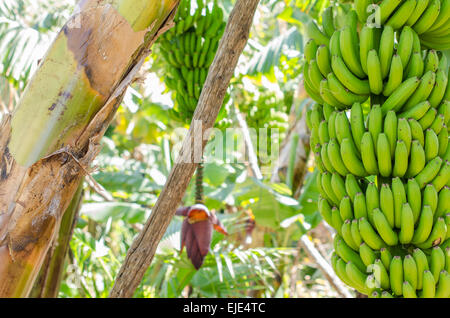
xmin=110 ymin=0 xmax=261 ymax=298
xmin=0 ymin=0 xmax=179 ymax=297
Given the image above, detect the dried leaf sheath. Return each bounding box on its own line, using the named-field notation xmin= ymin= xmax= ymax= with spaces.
xmin=0 ymin=0 xmax=179 ymax=298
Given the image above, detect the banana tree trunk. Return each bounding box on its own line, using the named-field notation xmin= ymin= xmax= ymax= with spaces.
xmin=29 ymin=180 xmax=84 ymax=298
xmin=0 ymin=0 xmax=179 ymax=298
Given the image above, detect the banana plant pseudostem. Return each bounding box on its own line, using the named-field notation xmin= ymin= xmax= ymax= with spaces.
xmin=0 ymin=0 xmax=179 ymax=298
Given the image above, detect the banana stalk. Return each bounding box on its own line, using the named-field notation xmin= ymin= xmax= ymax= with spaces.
xmin=29 ymin=181 xmax=84 ymax=298
xmin=0 ymin=0 xmax=179 ymax=298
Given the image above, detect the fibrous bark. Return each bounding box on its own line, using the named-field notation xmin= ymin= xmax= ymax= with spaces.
xmin=0 ymin=0 xmax=179 ymax=298
xmin=110 ymin=0 xmax=261 ymax=298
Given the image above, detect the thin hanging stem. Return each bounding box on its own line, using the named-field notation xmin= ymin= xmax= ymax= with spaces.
xmin=195 ymin=160 xmax=204 ymax=204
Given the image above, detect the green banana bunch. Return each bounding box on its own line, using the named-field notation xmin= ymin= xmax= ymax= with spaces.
xmin=159 ymin=0 xmax=227 ymax=123
xmin=305 ymin=4 xmax=450 ymax=298
xmin=307 ymin=103 xmax=450 ymax=181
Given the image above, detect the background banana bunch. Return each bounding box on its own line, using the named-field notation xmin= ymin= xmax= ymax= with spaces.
xmin=303 ymin=1 xmax=450 ymax=298
xmin=158 ymin=0 xmax=228 ymax=123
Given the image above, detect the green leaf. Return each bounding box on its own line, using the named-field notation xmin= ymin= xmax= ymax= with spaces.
xmin=80 ymin=202 xmax=149 ymax=223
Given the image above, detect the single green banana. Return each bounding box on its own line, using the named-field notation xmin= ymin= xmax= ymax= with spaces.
xmin=327 ymin=73 xmax=369 ymax=106
xmin=332 ymin=207 xmax=344 ymax=235
xmin=340 ymin=26 xmax=365 ymax=78
xmin=408 ymin=119 xmax=425 ymax=147
xmin=403 ymin=71 xmax=436 ymax=111
xmin=429 ymin=114 xmax=445 ymax=135
xmin=398 ymin=26 xmax=415 ymax=67
xmin=398 ymin=117 xmax=413 ymax=155
xmin=431 ymin=160 xmax=450 ymax=192
xmin=431 ymin=246 xmax=445 ymax=282
xmin=423 ymin=184 xmax=438 ymax=213
xmin=359 ymin=25 xmax=375 ymax=75
xmin=350 ymin=103 xmax=365 ymax=153
xmin=322 ymin=103 xmax=334 ymax=121
xmin=329 ymin=30 xmax=341 ymax=57
xmin=392 ymin=177 xmax=407 ymax=228
xmin=332 ymin=55 xmax=371 ymax=94
xmin=360 ymin=242 xmax=376 ymax=267
xmin=339 ymin=196 xmax=354 ymax=221
xmin=345 ymin=174 xmax=363 ymax=202
xmin=378 ymin=25 xmax=395 ymax=79
xmin=366 ymin=182 xmax=380 ymax=224
xmin=380 ymin=183 xmax=395 ymax=228
xmin=318 ymin=120 xmax=329 ymax=144
xmin=367 ymin=50 xmax=384 ymax=95
xmin=418 ymin=107 xmax=438 ymax=130
xmin=412 ymin=205 xmax=434 ymax=244
xmin=335 ymin=257 xmax=355 ymax=287
xmin=368 ymin=105 xmax=383 ymax=152
xmin=346 ymin=261 xmax=371 ymax=294
xmin=390 ymin=256 xmax=404 ymax=296
xmin=322 ymin=7 xmax=336 ymax=38
xmin=421 ymin=270 xmax=436 ymax=298
xmin=393 ymin=140 xmax=409 ymax=177
xmin=382 ymin=54 xmax=404 ymax=97
xmin=341 ymin=138 xmax=368 ymax=177
xmin=416 ymin=217 xmax=447 ymax=249
xmin=436 ymin=186 xmax=450 ymax=220
xmin=425 ymin=128 xmax=440 ymax=162
xmin=335 ymin=111 xmax=353 ymax=144
xmin=319 ymin=196 xmax=334 ymax=226
xmin=306 ymin=20 xmax=330 ymax=47
xmin=373 ymin=208 xmax=399 ymax=246
xmin=377 ymin=133 xmax=393 ymax=177
xmin=316 ymin=45 xmax=332 ymax=77
xmin=322 ymin=172 xmax=340 ymax=206
xmin=429 ymin=68 xmax=449 ymax=108
xmin=321 ymin=143 xmax=336 ymax=173
xmin=308 ymin=60 xmax=325 ymax=92
xmin=403 ymin=281 xmax=418 ymax=298
xmin=373 ymin=258 xmax=390 ymax=290
xmin=435 ymin=270 xmax=450 ymax=298
xmin=403 ymin=254 xmax=418 ymax=290
xmin=380 ymin=247 xmax=393 ymax=270
xmin=355 ymin=0 xmax=372 ymax=23
xmin=328 ymin=138 xmax=351 ymax=176
xmin=342 ymin=220 xmax=359 ymax=250
xmin=384 ymin=111 xmax=398 ymax=158
xmin=381 ymin=77 xmax=421 ymax=114
xmin=328 ymin=111 xmax=337 ymax=140
xmin=415 ymin=156 xmax=443 ymax=189
xmin=354 ymin=192 xmax=369 ymax=219
xmin=413 ymin=248 xmax=430 ymax=290
xmin=319 ymin=79 xmax=346 ymax=109
xmin=359 ymin=217 xmax=387 ymax=250
xmin=361 ymin=132 xmax=379 ymax=175
xmin=351 ymin=219 xmax=364 ymax=247
xmin=400 ymin=202 xmax=415 ymax=244
xmin=407 ymin=178 xmax=423 ymax=223
xmin=400 ymin=101 xmax=432 ymax=120
xmin=405 ymin=52 xmax=425 ymax=78
xmin=424 ymin=50 xmax=440 ymax=73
